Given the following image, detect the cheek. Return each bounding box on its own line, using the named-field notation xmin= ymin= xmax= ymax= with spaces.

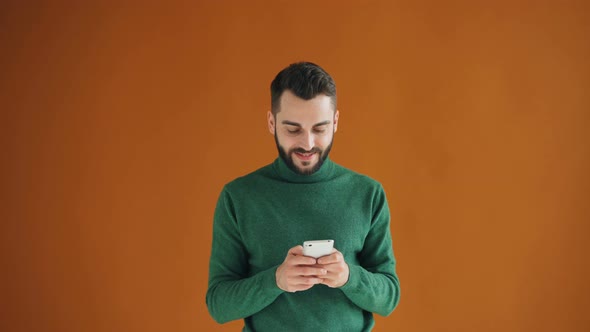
xmin=316 ymin=134 xmax=333 ymax=148
xmin=277 ymin=134 xmax=296 ymax=149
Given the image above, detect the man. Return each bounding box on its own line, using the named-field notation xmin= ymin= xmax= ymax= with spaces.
xmin=206 ymin=62 xmax=400 ymax=331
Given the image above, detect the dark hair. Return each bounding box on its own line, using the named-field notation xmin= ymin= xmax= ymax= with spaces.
xmin=270 ymin=62 xmax=337 ymax=115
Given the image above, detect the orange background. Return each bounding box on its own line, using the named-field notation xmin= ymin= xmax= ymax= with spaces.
xmin=2 ymin=1 xmax=589 ymax=331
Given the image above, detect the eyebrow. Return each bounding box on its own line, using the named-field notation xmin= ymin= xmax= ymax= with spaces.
xmin=281 ymin=120 xmax=331 ymax=127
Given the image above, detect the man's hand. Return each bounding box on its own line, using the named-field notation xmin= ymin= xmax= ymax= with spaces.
xmin=276 ymin=245 xmax=327 ymax=292
xmin=316 ymin=249 xmax=350 ymax=288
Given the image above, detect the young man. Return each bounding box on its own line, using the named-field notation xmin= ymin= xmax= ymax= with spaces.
xmin=206 ymin=62 xmax=400 ymax=331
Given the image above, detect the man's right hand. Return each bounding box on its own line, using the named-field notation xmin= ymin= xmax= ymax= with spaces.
xmin=276 ymin=245 xmax=327 ymax=292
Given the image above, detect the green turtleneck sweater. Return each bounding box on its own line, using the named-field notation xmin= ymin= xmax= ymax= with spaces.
xmin=206 ymin=157 xmax=400 ymax=331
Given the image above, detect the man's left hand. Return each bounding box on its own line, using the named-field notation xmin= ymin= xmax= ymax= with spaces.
xmin=316 ymin=249 xmax=349 ymax=288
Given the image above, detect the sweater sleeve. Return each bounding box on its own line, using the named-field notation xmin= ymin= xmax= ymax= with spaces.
xmin=339 ymin=184 xmax=401 ymax=316
xmin=206 ymin=187 xmax=284 ymax=324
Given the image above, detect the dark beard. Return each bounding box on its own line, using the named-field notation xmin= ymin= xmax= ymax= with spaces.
xmin=274 ymin=131 xmax=333 ymax=175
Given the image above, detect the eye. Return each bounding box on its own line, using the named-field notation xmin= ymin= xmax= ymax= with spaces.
xmin=286 ymin=128 xmax=300 ymax=134
xmin=313 ymin=126 xmax=327 ymax=134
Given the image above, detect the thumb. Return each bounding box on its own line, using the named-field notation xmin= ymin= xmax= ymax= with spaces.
xmin=288 ymin=245 xmax=304 ymax=256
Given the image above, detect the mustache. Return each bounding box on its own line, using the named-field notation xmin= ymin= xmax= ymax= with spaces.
xmin=291 ymin=147 xmax=321 ymax=154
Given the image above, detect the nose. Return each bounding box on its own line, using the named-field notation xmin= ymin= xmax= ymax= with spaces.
xmin=300 ymin=132 xmax=314 ymax=151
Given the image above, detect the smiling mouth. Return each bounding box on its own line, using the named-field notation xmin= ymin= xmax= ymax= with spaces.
xmin=294 ymin=151 xmax=316 ymax=161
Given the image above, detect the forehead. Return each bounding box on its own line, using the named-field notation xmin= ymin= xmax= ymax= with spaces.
xmin=277 ymin=90 xmax=334 ymax=124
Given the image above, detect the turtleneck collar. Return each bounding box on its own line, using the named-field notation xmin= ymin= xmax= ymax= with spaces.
xmin=273 ymin=156 xmax=335 ymax=183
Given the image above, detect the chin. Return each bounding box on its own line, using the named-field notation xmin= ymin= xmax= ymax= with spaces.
xmin=297 ymin=165 xmax=317 ymax=175
xmin=297 ymin=167 xmax=312 ymax=174
xmin=297 ymin=162 xmax=315 ymax=170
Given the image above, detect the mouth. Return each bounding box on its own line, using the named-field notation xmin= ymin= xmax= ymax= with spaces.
xmin=293 ymin=151 xmax=316 ymax=162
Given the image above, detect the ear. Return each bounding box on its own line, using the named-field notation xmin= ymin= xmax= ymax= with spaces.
xmin=333 ymin=110 xmax=340 ymax=133
xmin=267 ymin=111 xmax=275 ymax=135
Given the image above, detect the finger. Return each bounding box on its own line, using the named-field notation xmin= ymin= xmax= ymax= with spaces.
xmin=288 ymin=281 xmax=320 ymax=292
xmin=290 ymin=285 xmax=314 ymax=292
xmin=294 ymin=276 xmax=324 ymax=286
xmin=290 ymin=254 xmax=318 ymax=266
xmin=294 ymin=266 xmax=327 ymax=277
xmin=320 ymin=269 xmax=342 ymax=280
xmin=315 ymin=264 xmax=349 ymax=288
xmin=288 ymin=245 xmax=304 ymax=256
xmin=284 ymin=276 xmax=323 ymax=291
xmin=317 ymin=251 xmax=342 ymax=265
xmin=286 ymin=246 xmax=317 ymax=265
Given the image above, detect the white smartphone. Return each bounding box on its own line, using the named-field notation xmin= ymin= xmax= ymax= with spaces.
xmin=302 ymin=240 xmax=334 ymax=258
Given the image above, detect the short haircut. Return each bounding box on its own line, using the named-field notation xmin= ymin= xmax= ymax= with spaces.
xmin=270 ymin=62 xmax=337 ymax=115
